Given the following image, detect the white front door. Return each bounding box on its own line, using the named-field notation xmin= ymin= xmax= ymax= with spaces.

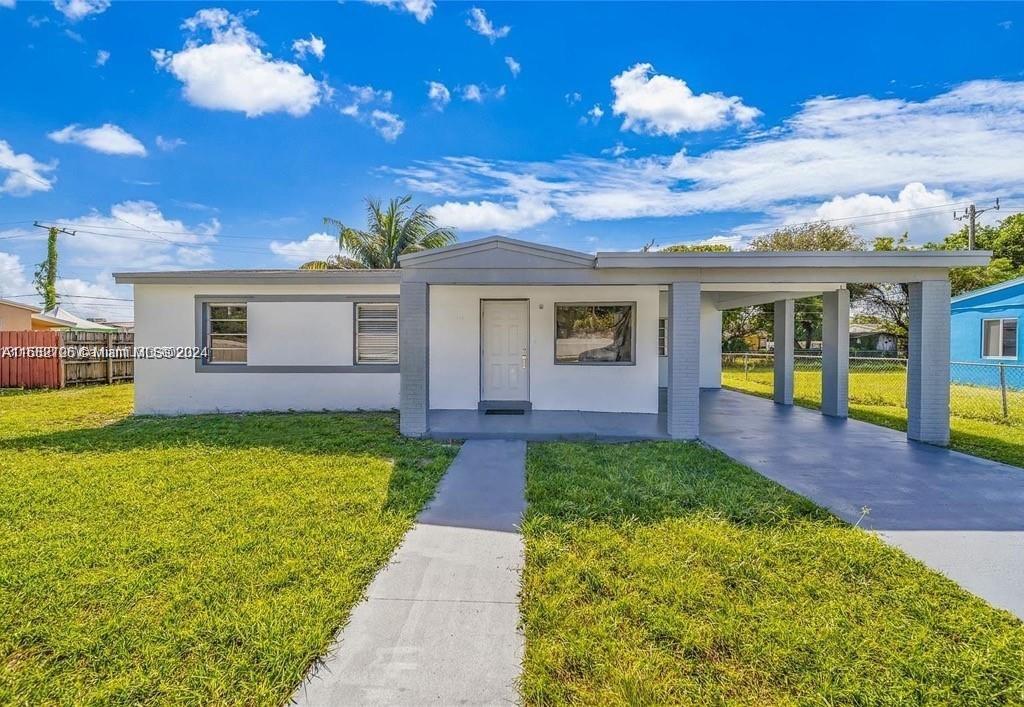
xmin=481 ymin=299 xmax=529 ymax=401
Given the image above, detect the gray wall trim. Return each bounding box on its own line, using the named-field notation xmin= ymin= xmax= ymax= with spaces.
xmin=596 ymin=250 xmax=990 ymax=269
xmin=193 ymin=294 xmax=399 ymax=374
xmin=115 ymin=270 xmax=400 ymax=285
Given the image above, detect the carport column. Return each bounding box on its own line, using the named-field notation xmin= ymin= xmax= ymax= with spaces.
xmin=399 ymin=281 xmax=429 ymax=437
xmin=773 ymin=299 xmax=795 ymax=405
xmin=699 ymin=296 xmax=723 ymax=389
xmin=667 ymin=281 xmax=701 ymax=439
xmin=907 ymin=279 xmax=951 ymax=445
xmin=821 ymin=288 xmax=850 ymax=418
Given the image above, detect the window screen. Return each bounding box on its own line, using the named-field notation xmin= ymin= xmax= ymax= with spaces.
xmin=555 ymin=303 xmax=634 ymax=364
xmin=206 ymin=303 xmax=247 ymax=363
xmin=356 ymin=303 xmax=399 ymax=364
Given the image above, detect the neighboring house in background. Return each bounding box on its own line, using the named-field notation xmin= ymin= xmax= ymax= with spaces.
xmin=39 ymin=307 xmax=119 ymax=332
xmin=951 ymin=275 xmax=1023 ymax=388
xmin=115 ymin=236 xmax=988 ymax=447
xmin=0 ymin=298 xmax=77 ymax=331
xmin=849 ymin=322 xmax=901 ymax=354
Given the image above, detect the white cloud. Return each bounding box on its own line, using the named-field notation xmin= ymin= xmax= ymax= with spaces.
xmin=292 ymin=33 xmax=326 ymax=61
xmin=152 ymin=8 xmax=322 ymax=118
xmin=155 ymin=135 xmax=186 ymax=152
xmin=0 ymin=0 xmax=15 ymax=9
xmin=94 ymin=49 xmax=110 ymax=66
xmin=504 ymin=56 xmax=521 ymax=77
xmin=48 ymin=123 xmax=147 ymax=157
xmin=389 ymin=80 xmax=1024 ymax=243
xmin=53 ymin=0 xmax=109 ymax=22
xmin=583 ymin=103 xmax=604 ymax=125
xmin=466 ymin=7 xmax=509 ymax=42
xmin=462 ymin=84 xmax=483 ymax=103
xmin=0 ymin=252 xmax=30 ymax=296
xmin=427 ymin=81 xmax=451 ymax=111
xmin=611 ymin=62 xmax=761 ymax=135
xmin=429 ymin=197 xmax=556 ymax=232
xmin=57 ymin=201 xmax=220 ymax=271
xmin=366 ymin=0 xmax=434 ymax=23
xmin=370 ymin=110 xmax=405 ymax=142
xmin=339 ymin=85 xmax=404 ymax=140
xmin=998 ymin=20 xmax=1013 ymax=30
xmin=0 ymin=140 xmax=57 ymax=196
xmin=460 ymin=84 xmax=505 ymax=103
xmin=565 ymin=92 xmax=581 ymax=105
xmin=64 ymin=29 xmax=84 ymax=43
xmin=28 ymin=15 xmax=49 ymax=26
xmin=269 ymin=232 xmax=339 ymax=264
xmin=601 ymin=142 xmax=633 ymax=157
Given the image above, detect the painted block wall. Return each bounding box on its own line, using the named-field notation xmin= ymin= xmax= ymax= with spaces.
xmin=951 ymin=281 xmax=1023 ymax=388
xmin=133 ymin=283 xmax=400 ymax=414
xmin=429 ymin=285 xmax=661 ymax=413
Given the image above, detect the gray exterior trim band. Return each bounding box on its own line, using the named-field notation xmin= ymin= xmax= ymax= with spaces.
xmin=115 ymin=270 xmax=400 ymax=285
xmin=193 ymin=294 xmax=399 ymax=374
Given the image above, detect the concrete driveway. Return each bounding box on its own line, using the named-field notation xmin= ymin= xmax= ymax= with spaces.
xmin=700 ymin=389 xmax=1024 ymax=620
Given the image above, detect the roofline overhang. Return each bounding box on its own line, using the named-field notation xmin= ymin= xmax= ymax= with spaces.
xmin=113 ymin=269 xmax=401 ymax=285
xmin=595 ymin=250 xmax=993 ymax=269
xmin=398 ymin=235 xmax=596 ymax=268
xmin=951 ymin=273 xmax=1024 ymax=303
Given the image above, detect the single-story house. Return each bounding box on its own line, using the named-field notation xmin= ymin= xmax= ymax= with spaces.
xmin=0 ymin=298 xmax=78 ymax=331
xmin=951 ymin=275 xmax=1022 ymax=388
xmin=849 ymin=322 xmax=901 ymax=353
xmin=114 ymin=236 xmax=989 ymax=446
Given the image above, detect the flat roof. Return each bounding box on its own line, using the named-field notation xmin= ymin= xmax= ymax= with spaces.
xmin=595 ymin=250 xmax=992 ymax=269
xmin=113 ymin=269 xmax=401 ymax=285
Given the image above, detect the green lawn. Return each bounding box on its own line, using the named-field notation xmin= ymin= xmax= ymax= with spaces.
xmin=521 ymin=442 xmax=1024 ymax=705
xmin=0 ymin=384 xmax=458 ymax=705
xmin=722 ymin=363 xmax=1024 ymax=468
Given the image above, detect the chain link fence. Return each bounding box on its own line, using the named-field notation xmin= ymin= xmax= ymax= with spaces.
xmin=722 ymin=353 xmax=1024 ymax=426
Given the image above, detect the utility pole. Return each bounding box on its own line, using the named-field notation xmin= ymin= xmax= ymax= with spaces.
xmin=954 ymin=198 xmax=1000 ymax=250
xmin=31 ymin=222 xmax=76 ymax=311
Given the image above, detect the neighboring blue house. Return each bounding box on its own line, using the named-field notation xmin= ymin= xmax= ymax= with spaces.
xmin=950 ymin=275 xmax=1023 ymax=388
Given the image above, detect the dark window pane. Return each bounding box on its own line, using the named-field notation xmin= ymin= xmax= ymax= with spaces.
xmin=1003 ymin=320 xmax=1018 ymax=358
xmin=555 ymin=304 xmax=633 ymax=363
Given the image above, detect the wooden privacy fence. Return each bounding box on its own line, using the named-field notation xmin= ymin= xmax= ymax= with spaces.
xmin=0 ymin=330 xmax=134 ymax=389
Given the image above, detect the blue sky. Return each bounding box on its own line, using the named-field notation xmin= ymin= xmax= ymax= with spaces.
xmin=1 ymin=1 xmax=1023 ymax=319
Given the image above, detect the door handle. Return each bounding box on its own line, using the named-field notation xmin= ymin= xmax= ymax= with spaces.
xmin=521 ymin=353 xmax=527 ymax=369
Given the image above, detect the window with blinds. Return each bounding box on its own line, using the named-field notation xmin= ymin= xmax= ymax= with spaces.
xmin=355 ymin=303 xmax=399 ymax=364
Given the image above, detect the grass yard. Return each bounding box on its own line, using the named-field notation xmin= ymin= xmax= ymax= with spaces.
xmin=722 ymin=364 xmax=1024 ymax=468
xmin=0 ymin=384 xmax=458 ymax=705
xmin=521 ymin=442 xmax=1024 ymax=705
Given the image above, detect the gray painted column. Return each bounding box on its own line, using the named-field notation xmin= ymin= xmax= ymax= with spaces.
xmin=399 ymin=281 xmax=429 ymax=437
xmin=907 ymin=279 xmax=951 ymax=445
xmin=667 ymin=281 xmax=701 ymax=439
xmin=821 ymin=289 xmax=850 ymax=418
xmin=773 ymin=299 xmax=795 ymax=405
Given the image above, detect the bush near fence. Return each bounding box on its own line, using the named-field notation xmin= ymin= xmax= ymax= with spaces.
xmin=722 ymin=353 xmax=1024 ymax=427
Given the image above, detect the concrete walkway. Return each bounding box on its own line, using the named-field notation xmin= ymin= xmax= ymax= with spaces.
xmin=700 ymin=388 xmax=1024 ymax=619
xmin=293 ymin=440 xmax=527 ymax=706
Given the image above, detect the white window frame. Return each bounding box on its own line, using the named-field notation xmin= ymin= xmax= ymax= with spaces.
xmin=981 ymin=317 xmax=1018 ymax=360
xmin=205 ymin=302 xmax=248 ymax=364
xmin=658 ymin=317 xmax=668 ymax=357
xmin=355 ymin=302 xmax=399 ymax=365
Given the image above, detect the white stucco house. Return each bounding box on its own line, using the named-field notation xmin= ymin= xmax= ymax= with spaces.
xmin=115 ymin=236 xmax=989 ymax=446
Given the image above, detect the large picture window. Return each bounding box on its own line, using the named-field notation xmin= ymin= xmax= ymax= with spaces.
xmin=356 ymin=303 xmax=399 ymax=364
xmin=982 ymin=318 xmax=1018 ymax=359
xmin=555 ymin=303 xmax=635 ymax=364
xmin=206 ymin=303 xmax=247 ymax=363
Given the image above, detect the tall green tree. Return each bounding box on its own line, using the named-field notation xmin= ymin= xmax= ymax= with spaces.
xmin=306 ymin=195 xmax=456 ymax=270
xmin=925 ymin=213 xmax=1024 ymax=295
xmin=33 ymin=226 xmax=60 ymax=310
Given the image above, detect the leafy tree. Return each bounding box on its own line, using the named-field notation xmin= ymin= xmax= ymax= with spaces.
xmin=924 ymin=213 xmax=1024 ymax=295
xmin=299 ymin=254 xmax=364 ymax=271
xmin=660 ymin=243 xmax=733 ymax=253
xmin=748 ymin=221 xmax=863 ymax=252
xmin=312 ymin=195 xmax=456 ymax=269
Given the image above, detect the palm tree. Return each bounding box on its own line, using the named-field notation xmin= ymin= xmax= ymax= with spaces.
xmin=303 ymin=195 xmax=456 ymax=270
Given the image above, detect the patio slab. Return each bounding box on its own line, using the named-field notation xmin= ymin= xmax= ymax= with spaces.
xmin=700 ymin=388 xmax=1024 ymax=619
xmin=292 ymin=439 xmax=526 ymax=706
